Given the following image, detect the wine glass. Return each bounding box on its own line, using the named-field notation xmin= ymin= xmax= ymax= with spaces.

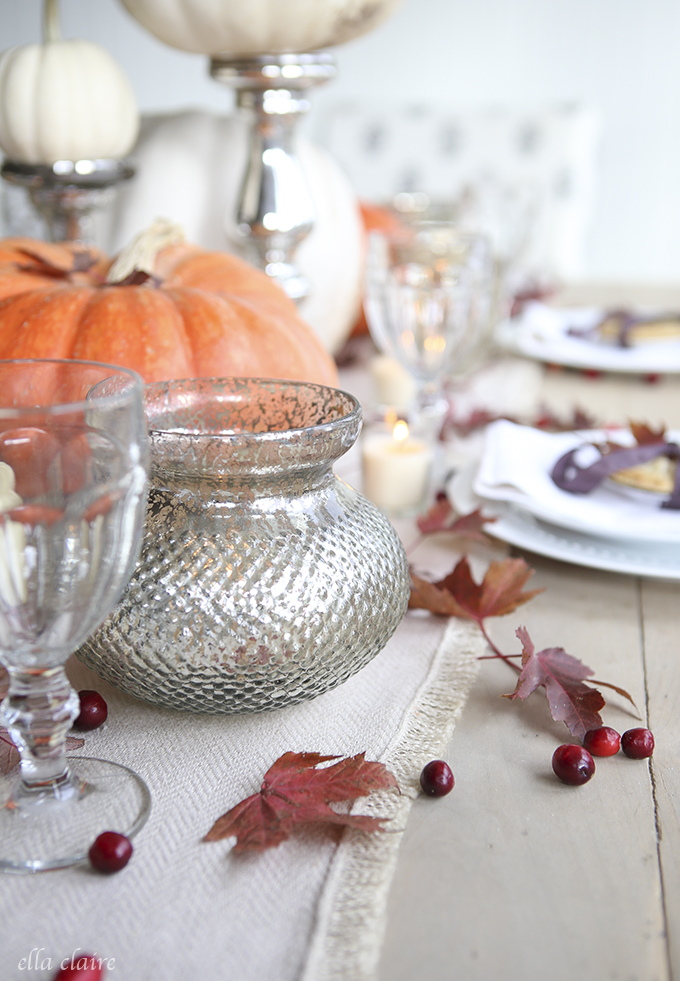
xmin=0 ymin=359 xmax=150 ymax=873
xmin=363 ymin=220 xmax=492 ymax=431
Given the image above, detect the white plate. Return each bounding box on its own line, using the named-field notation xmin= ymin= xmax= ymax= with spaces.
xmin=472 ymin=421 xmax=680 ymax=544
xmin=448 ymin=465 xmax=680 ymax=581
xmin=496 ymin=301 xmax=680 ymax=374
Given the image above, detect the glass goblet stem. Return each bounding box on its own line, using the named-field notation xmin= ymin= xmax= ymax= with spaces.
xmin=411 ymin=378 xmax=448 ymax=437
xmin=1 ymin=664 xmax=80 ymax=799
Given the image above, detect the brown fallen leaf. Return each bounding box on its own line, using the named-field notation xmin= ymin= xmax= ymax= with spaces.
xmin=416 ymin=499 xmax=496 ymax=544
xmin=533 ymin=405 xmax=598 ymax=432
xmin=409 ymin=556 xmax=542 ymax=623
xmin=629 ymin=421 xmax=667 ymax=445
xmin=442 ymin=408 xmax=515 ymax=439
xmin=204 ymin=751 xmax=400 ymax=854
xmin=503 ymin=626 xmax=606 ymax=740
xmin=0 ymin=727 xmax=85 ymax=777
xmin=0 ymin=729 xmax=19 ymax=778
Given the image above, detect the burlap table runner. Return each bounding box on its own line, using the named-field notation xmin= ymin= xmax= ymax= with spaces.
xmin=2 ymin=604 xmax=481 ymax=981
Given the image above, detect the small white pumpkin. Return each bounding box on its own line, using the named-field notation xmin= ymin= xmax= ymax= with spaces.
xmin=118 ymin=0 xmax=403 ymax=56
xmin=103 ymin=109 xmax=364 ymax=354
xmin=0 ymin=0 xmax=139 ymax=165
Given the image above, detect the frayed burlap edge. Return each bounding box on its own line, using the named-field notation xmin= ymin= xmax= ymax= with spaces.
xmin=300 ymin=618 xmax=483 ymax=981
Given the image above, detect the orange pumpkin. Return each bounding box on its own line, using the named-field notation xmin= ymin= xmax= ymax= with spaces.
xmin=0 ymin=226 xmax=338 ymax=386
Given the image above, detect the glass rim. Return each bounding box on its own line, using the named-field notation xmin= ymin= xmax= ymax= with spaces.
xmin=143 ymin=375 xmax=362 ymax=441
xmin=0 ymin=358 xmax=145 ymax=418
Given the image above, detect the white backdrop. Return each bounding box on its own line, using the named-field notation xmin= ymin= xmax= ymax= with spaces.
xmin=2 ymin=0 xmax=680 ymax=284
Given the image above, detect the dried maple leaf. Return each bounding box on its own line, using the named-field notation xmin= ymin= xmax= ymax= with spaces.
xmin=533 ymin=405 xmax=598 ymax=432
xmin=629 ymin=421 xmax=666 ymax=445
xmin=416 ymin=495 xmax=457 ymax=534
xmin=503 ymin=626 xmax=606 ymax=740
xmin=204 ymin=751 xmax=399 ymax=854
xmin=416 ymin=499 xmax=496 ymax=544
xmin=442 ymin=408 xmax=514 ymax=438
xmin=0 ymin=729 xmax=19 ymax=777
xmin=0 ymin=727 xmax=85 ymax=777
xmin=409 ymin=556 xmax=542 ymax=622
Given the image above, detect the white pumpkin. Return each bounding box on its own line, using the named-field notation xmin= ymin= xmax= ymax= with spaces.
xmin=118 ymin=0 xmax=403 ymax=55
xmin=103 ymin=109 xmax=364 ymax=354
xmin=0 ymin=0 xmax=139 ymax=165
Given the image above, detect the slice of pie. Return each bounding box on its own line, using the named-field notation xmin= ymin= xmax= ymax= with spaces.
xmin=597 ymin=312 xmax=680 ymax=346
xmin=610 ymin=454 xmax=677 ymax=493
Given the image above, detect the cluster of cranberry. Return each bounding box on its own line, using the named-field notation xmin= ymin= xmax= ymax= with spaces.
xmin=552 ymin=726 xmax=655 ymax=786
xmin=419 ymin=725 xmax=655 ymax=799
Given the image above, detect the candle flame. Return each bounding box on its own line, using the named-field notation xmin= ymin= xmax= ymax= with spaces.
xmin=424 ymin=335 xmax=446 ymax=353
xmin=393 ymin=420 xmax=410 ymax=442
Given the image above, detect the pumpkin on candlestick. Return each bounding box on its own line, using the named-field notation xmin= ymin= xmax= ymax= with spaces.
xmin=0 ymin=220 xmax=338 ymax=386
xmin=118 ymin=0 xmax=403 ymax=55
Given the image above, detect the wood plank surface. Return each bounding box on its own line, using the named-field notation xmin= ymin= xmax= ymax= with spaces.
xmin=377 ymin=548 xmax=669 ymax=981
xmin=641 ymin=580 xmax=680 ymax=980
xmin=340 ymin=305 xmax=680 ymax=981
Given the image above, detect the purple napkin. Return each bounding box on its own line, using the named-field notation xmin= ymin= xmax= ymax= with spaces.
xmin=551 ymin=440 xmax=680 ymax=510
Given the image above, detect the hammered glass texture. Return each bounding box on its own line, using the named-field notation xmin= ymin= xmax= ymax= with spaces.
xmin=77 ymin=378 xmax=410 ymax=714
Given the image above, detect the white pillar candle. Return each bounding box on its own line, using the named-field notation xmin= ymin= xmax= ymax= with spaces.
xmin=370 ymin=355 xmax=417 ymax=409
xmin=0 ymin=461 xmax=26 ymax=606
xmin=361 ymin=420 xmax=433 ymax=514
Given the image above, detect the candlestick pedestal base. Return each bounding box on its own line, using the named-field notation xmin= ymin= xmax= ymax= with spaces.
xmin=1 ymin=158 xmax=134 ymax=244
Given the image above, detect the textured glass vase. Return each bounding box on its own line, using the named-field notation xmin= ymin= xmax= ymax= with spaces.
xmin=77 ymin=378 xmax=410 ymax=714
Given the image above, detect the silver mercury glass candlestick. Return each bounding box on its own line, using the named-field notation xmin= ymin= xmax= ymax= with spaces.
xmin=116 ymin=0 xmax=403 ymax=303
xmin=1 ymin=157 xmax=135 ymax=244
xmin=210 ymin=52 xmax=336 ymax=301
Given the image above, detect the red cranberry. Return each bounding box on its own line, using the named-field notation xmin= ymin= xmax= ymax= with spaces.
xmin=419 ymin=759 xmax=454 ymax=797
xmin=583 ymin=726 xmax=621 ymax=757
xmin=621 ymin=728 xmax=655 ymax=759
xmin=52 ymin=955 xmax=104 ymax=980
xmin=552 ymin=744 xmax=595 ymax=785
xmin=89 ymin=831 xmax=133 ymax=873
xmin=74 ymin=690 xmax=108 ymax=731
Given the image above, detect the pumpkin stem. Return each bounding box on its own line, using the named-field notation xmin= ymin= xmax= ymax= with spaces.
xmin=43 ymin=0 xmax=61 ymax=43
xmin=107 ymin=218 xmax=185 ymax=285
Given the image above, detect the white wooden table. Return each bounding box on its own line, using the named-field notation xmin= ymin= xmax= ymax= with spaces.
xmin=339 ymin=286 xmax=680 ymax=981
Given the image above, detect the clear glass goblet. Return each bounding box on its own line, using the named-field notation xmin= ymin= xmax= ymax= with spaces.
xmin=364 ymin=220 xmax=491 ymax=431
xmin=0 ymin=359 xmax=150 ymax=873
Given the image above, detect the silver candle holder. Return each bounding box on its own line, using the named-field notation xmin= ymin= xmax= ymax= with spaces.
xmin=1 ymin=157 xmax=134 ymax=243
xmin=210 ymin=52 xmax=336 ymax=301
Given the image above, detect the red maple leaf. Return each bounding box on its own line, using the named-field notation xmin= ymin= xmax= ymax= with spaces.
xmin=503 ymin=626 xmax=605 ymax=740
xmin=416 ymin=495 xmax=457 ymax=534
xmin=0 ymin=728 xmax=85 ymax=777
xmin=409 ymin=556 xmax=542 ymax=622
xmin=204 ymin=751 xmax=400 ymax=854
xmin=0 ymin=729 xmax=19 ymax=777
xmin=629 ymin=421 xmax=666 ymax=445
xmin=533 ymin=404 xmax=598 ymax=432
xmin=416 ymin=500 xmax=496 ymax=544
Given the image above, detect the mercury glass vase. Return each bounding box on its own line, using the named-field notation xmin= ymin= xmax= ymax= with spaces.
xmin=77 ymin=377 xmax=410 ymax=713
